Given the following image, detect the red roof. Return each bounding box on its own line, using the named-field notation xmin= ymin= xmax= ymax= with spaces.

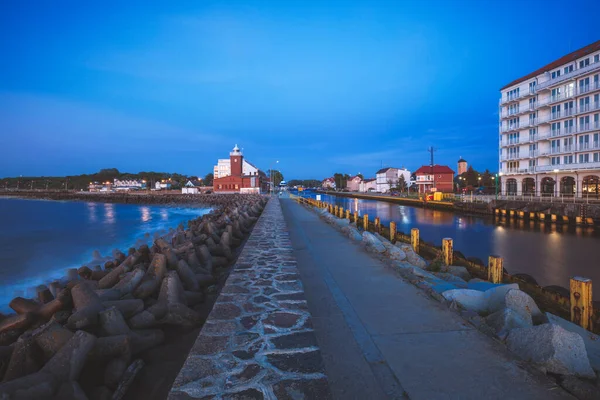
xmin=349 ymin=175 xmax=362 ymax=181
xmin=414 ymin=165 xmax=454 ymax=175
xmin=501 ymin=40 xmax=600 ymax=90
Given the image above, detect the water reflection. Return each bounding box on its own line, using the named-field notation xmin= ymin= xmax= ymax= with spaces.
xmin=160 ymin=209 xmax=168 ymax=221
xmin=103 ymin=203 xmax=115 ymax=224
xmin=311 ymin=193 xmax=599 ymax=296
xmin=140 ymin=206 xmax=151 ymax=222
xmin=87 ymin=202 xmax=97 ymax=223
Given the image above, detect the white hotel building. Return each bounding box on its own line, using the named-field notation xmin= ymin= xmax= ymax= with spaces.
xmin=499 ymin=40 xmax=600 ymax=198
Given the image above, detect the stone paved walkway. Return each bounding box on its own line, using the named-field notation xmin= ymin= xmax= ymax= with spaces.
xmin=169 ymin=197 xmax=331 ymax=399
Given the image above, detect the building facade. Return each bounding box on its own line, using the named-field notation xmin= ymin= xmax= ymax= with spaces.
xmin=347 ymin=176 xmax=362 ymax=191
xmin=499 ymin=40 xmax=600 ymax=197
xmin=113 ymin=179 xmax=146 ymax=191
xmin=321 ymin=177 xmax=336 ymax=189
xmin=457 ymin=158 xmax=467 ymax=175
xmin=212 ymin=145 xmax=267 ymax=194
xmin=414 ymin=165 xmax=455 ymax=193
xmin=359 ymin=178 xmax=377 ymax=192
xmin=375 ymin=167 xmax=411 ymax=193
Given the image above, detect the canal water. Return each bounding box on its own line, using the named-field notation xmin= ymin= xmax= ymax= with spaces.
xmin=302 ymin=192 xmax=598 ymax=296
xmin=0 ymin=197 xmax=211 ymax=312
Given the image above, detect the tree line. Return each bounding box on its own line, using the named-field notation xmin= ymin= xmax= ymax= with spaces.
xmin=0 ymin=169 xmax=215 ymax=191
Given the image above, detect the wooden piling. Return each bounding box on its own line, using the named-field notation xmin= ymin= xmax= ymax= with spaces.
xmin=576 ymin=216 xmax=583 ymax=225
xmin=345 ymin=209 xmax=350 ymax=220
xmin=411 ymin=228 xmax=419 ymax=253
xmin=518 ymin=211 xmax=524 ymax=219
xmin=570 ymin=277 xmax=593 ymax=330
xmin=509 ymin=210 xmax=515 ymax=217
xmin=551 ymin=214 xmax=557 ymax=222
xmin=539 ymin=213 xmax=545 ymax=221
xmin=529 ymin=212 xmax=536 ymax=220
xmin=334 ymin=205 xmax=339 ymax=216
xmin=488 ymin=255 xmax=503 ymax=284
xmin=374 ymin=217 xmax=380 ymax=233
xmin=363 ymin=214 xmax=369 ymax=231
xmin=354 ymin=211 xmax=358 ymax=226
xmin=442 ymin=238 xmax=453 ymax=266
xmin=389 ymin=221 xmax=396 ymax=242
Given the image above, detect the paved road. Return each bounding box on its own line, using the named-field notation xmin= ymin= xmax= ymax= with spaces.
xmin=280 ymin=198 xmax=572 ymax=400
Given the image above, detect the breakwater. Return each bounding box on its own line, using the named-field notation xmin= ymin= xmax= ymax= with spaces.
xmin=0 ymin=194 xmax=267 ymax=399
xmin=293 ymin=195 xmax=600 ymax=397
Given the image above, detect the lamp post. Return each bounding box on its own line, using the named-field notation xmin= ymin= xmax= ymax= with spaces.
xmin=270 ymin=161 xmax=279 ymax=196
xmin=497 ymin=172 xmax=503 ymax=200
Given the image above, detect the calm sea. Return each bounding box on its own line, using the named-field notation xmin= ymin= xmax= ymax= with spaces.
xmin=0 ymin=197 xmax=210 ymax=312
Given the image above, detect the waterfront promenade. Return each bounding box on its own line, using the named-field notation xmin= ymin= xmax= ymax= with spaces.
xmin=280 ymin=197 xmax=572 ymax=399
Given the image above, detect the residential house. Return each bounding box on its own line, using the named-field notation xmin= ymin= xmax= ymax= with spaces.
xmin=155 ymin=181 xmax=172 ymax=190
xmin=359 ymin=178 xmax=377 ymax=192
xmin=375 ymin=168 xmax=411 ymax=193
xmin=321 ymin=177 xmax=336 ymax=189
xmin=414 ymin=165 xmax=455 ymax=193
xmin=346 ymin=176 xmax=362 ymax=192
xmin=113 ymin=179 xmax=146 ymax=191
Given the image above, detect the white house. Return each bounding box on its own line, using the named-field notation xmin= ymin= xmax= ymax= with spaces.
xmin=213 ymin=152 xmax=260 ymax=179
xmin=321 ymin=177 xmax=336 ymax=189
xmin=359 ymin=178 xmax=377 ymax=192
xmin=113 ymin=179 xmax=146 ymax=191
xmin=375 ymin=167 xmax=411 ymax=193
xmin=155 ymin=181 xmax=172 ymax=190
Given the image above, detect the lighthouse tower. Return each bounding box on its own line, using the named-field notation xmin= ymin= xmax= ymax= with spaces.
xmin=230 ymin=144 xmax=243 ymax=176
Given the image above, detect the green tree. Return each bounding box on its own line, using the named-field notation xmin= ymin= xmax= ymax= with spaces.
xmin=465 ymin=166 xmax=480 ymax=187
xmin=268 ymin=170 xmax=284 ymax=186
xmin=357 ymin=173 xmax=364 ymax=180
xmin=397 ymin=175 xmax=407 ymax=192
xmin=204 ymin=173 xmax=214 ymax=186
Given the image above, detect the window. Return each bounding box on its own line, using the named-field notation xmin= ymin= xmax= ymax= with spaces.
xmin=564 ymin=119 xmax=574 ymax=134
xmin=529 ymin=128 xmax=537 ymax=141
xmin=551 ymin=86 xmax=562 ymax=101
xmin=579 ymin=154 xmax=590 ymax=163
xmin=551 ymin=156 xmax=561 ymax=165
xmin=529 ymin=159 xmax=536 ymax=168
xmin=596 ymin=55 xmax=600 ymax=63
xmin=529 ymin=97 xmax=536 ymax=110
xmin=529 ymin=81 xmax=537 ymax=94
xmin=579 ymin=135 xmax=590 ymax=150
xmin=580 ymin=115 xmax=590 ymax=131
xmin=594 ymin=153 xmax=599 ymax=162
xmin=579 ymin=77 xmax=590 ymax=94
xmin=529 ymin=113 xmax=536 ymax=125
xmin=564 ymin=155 xmax=574 ymax=164
xmin=551 ymin=122 xmax=561 ymax=135
xmin=579 ymin=97 xmax=590 ymax=112
xmin=506 ymin=88 xmax=520 ymax=101
xmin=565 ymin=65 xmax=573 ymax=74
xmin=551 ymin=104 xmax=561 ymax=119
xmin=579 ymin=58 xmax=590 ymax=68
xmin=551 ymin=139 xmax=561 ymax=152
xmin=551 ymin=69 xmax=562 ymax=79
xmin=564 ymin=101 xmax=574 ymax=116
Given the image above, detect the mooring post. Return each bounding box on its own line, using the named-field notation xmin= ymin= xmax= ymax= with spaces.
xmin=389 ymin=221 xmax=396 ymax=242
xmin=363 ymin=214 xmax=369 ymax=231
xmin=354 ymin=211 xmax=358 ymax=226
xmin=334 ymin=205 xmax=339 ymax=216
xmin=375 ymin=217 xmax=380 ymax=233
xmin=488 ymin=255 xmax=503 ymax=284
xmin=570 ymin=277 xmax=593 ymax=330
xmin=442 ymin=238 xmax=453 ymax=266
xmin=339 ymin=207 xmax=344 ymax=218
xmin=345 ymin=209 xmax=350 ymax=220
xmin=411 ymin=228 xmax=420 ymax=253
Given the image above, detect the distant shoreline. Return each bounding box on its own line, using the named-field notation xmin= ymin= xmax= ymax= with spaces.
xmin=0 ymin=190 xmax=226 ymax=207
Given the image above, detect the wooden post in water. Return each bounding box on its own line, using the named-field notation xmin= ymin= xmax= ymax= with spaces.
xmin=340 ymin=207 xmax=344 ymax=218
xmin=375 ymin=217 xmax=380 ymax=233
xmin=389 ymin=221 xmax=396 ymax=242
xmin=442 ymin=238 xmax=453 ymax=266
xmin=411 ymin=228 xmax=419 ymax=253
xmin=334 ymin=205 xmax=339 ymax=216
xmin=488 ymin=255 xmax=503 ymax=284
xmin=570 ymin=277 xmax=593 ymax=330
xmin=345 ymin=209 xmax=350 ymax=220
xmin=354 ymin=211 xmax=358 ymax=226
xmin=363 ymin=214 xmax=369 ymax=231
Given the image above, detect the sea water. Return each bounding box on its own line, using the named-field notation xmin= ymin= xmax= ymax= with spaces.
xmin=0 ymin=197 xmax=210 ymax=312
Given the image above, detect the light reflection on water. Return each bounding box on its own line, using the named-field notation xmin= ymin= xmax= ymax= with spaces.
xmin=311 ymin=193 xmax=599 ymax=296
xmin=104 ymin=203 xmax=116 ymax=224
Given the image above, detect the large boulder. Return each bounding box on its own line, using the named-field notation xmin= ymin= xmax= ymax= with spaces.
xmin=442 ymin=289 xmax=487 ymax=314
xmin=386 ymin=245 xmax=406 ymax=261
xmin=483 ymin=284 xmax=520 ymax=313
xmin=546 ymin=312 xmax=600 ymax=373
xmin=362 ymin=232 xmax=386 ymax=253
xmin=341 ymin=226 xmax=363 ymax=242
xmin=506 ymin=324 xmax=595 ymax=379
xmin=433 ymin=273 xmax=468 ymax=288
xmin=502 ymin=289 xmax=547 ymax=325
xmin=485 ymin=308 xmax=532 ymax=340
xmin=397 ymin=244 xmax=427 ymax=268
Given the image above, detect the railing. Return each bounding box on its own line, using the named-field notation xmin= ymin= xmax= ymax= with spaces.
xmin=536 ymin=62 xmax=600 ymax=90
xmin=578 ymin=122 xmax=600 ymax=133
xmin=577 ymin=81 xmax=600 ymax=95
xmin=297 ymin=193 xmax=598 ymax=333
xmin=536 ymin=161 xmax=600 ymax=172
xmin=578 ymin=142 xmax=600 ymax=151
xmin=502 ymin=124 xmax=520 ymax=133
xmin=549 ymin=92 xmax=575 ymax=104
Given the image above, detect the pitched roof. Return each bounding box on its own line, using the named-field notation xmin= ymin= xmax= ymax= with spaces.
xmin=322 ymin=177 xmax=335 ymax=182
xmin=501 ymin=40 xmax=600 ymax=90
xmin=458 ymin=158 xmax=467 ymax=163
xmin=349 ymin=175 xmax=362 ymax=181
xmin=376 ymin=167 xmax=397 ymax=174
xmin=414 ymin=165 xmax=455 ymax=175
xmin=363 ymin=178 xmax=376 ymax=183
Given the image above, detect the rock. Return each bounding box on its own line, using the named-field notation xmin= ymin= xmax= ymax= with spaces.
xmin=546 ymin=312 xmax=600 ymax=373
xmin=483 ymin=283 xmax=520 ymax=313
xmin=467 ymin=281 xmax=506 ymax=292
xmin=32 ymin=321 xmax=74 ymax=362
xmin=42 ymin=330 xmax=97 ymax=381
xmin=397 ymin=244 xmax=427 ymax=268
xmin=0 ymin=371 xmax=59 ymax=399
xmin=3 ymin=336 xmax=43 ymax=381
xmin=67 ymin=282 xmax=104 ymax=329
xmin=102 ymin=299 xmax=144 ymax=319
xmin=485 ymin=308 xmax=532 ymax=340
xmin=334 ymin=218 xmax=350 ymax=228
xmin=99 ymin=307 xmax=130 ymax=336
xmin=506 ymin=324 xmax=595 ymax=379
xmin=341 ymin=226 xmax=362 ymax=242
xmin=385 ymin=245 xmax=406 ymax=261
xmin=433 ymin=273 xmax=468 ymax=288
xmin=112 ymin=359 xmax=144 ymax=400
xmin=558 ymin=375 xmax=600 ymax=400
xmin=503 ymin=289 xmax=547 ymax=325
xmin=361 ymin=232 xmax=386 ymax=253
xmin=442 ymin=289 xmax=487 ymax=314
xmin=53 ymin=380 xmax=89 ymax=400
xmin=442 ymin=266 xmax=471 ymax=281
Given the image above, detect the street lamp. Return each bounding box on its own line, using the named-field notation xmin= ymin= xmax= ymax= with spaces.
xmin=270 ymin=161 xmax=279 ymax=196
xmin=496 ymin=172 xmax=503 ymax=200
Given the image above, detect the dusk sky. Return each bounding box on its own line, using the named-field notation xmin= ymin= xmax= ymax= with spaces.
xmin=1 ymin=0 xmax=598 ymax=180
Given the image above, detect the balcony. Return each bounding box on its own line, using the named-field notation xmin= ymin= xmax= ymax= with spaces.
xmin=548 ymin=92 xmax=576 ymax=104
xmin=536 ymin=160 xmax=600 ymax=172
xmin=502 ymin=124 xmax=521 ymax=133
xmin=577 ymin=142 xmax=600 ymax=152
xmin=500 ymin=89 xmax=537 ymax=105
xmin=501 ymin=168 xmax=534 ymax=175
xmin=577 ymin=81 xmax=600 ymax=96
xmin=578 ymin=122 xmax=600 ymax=134
xmin=501 ymin=104 xmax=537 ymax=119
xmin=536 ymin=62 xmax=600 ymax=91
xmin=549 ymin=109 xmax=576 ymax=121
xmin=549 ymin=145 xmax=576 ymax=155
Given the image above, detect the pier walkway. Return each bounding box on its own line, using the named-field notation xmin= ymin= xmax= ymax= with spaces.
xmin=280 ymin=198 xmax=572 ymax=400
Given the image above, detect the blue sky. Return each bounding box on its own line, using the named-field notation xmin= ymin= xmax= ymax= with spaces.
xmin=1 ymin=0 xmax=598 ymax=180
